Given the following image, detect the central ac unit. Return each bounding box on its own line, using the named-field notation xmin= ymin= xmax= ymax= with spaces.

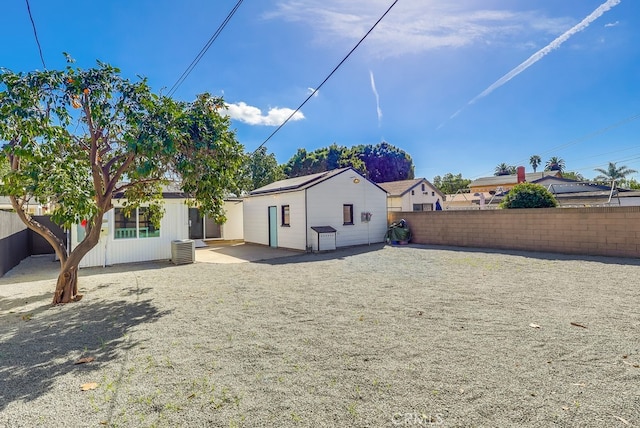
xmin=171 ymin=239 xmax=195 ymax=264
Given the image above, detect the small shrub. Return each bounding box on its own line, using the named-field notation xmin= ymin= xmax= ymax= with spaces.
xmin=499 ymin=183 xmax=558 ymax=209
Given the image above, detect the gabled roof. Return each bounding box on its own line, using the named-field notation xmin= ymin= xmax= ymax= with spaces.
xmin=248 ymin=167 xmax=387 ymax=196
xmin=533 ymin=176 xmax=612 ymax=194
xmin=469 ymin=171 xmax=561 ymax=188
xmin=378 ymin=178 xmax=444 ymax=199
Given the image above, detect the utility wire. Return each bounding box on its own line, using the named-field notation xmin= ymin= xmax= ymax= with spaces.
xmin=25 ymin=0 xmax=46 ymax=69
xmin=472 ymin=112 xmax=640 ymax=179
xmin=167 ymin=0 xmax=244 ymax=97
xmin=254 ymin=0 xmax=399 ymax=153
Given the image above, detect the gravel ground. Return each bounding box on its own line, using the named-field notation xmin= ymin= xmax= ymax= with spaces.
xmin=0 ymin=244 xmax=639 ymax=428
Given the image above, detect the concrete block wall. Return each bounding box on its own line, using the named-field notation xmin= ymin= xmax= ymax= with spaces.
xmin=389 ymin=206 xmax=640 ymax=258
xmin=0 ymin=210 xmax=29 ymax=276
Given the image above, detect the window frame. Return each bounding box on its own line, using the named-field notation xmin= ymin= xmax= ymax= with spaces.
xmin=281 ymin=204 xmax=290 ymax=227
xmin=343 ymin=204 xmax=354 ymax=225
xmin=113 ymin=207 xmax=161 ymax=240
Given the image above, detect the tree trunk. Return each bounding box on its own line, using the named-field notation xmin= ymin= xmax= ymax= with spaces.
xmin=52 ymin=264 xmax=82 ymax=304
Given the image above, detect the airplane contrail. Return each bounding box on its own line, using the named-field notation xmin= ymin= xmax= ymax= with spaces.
xmin=439 ymin=0 xmax=621 ymax=128
xmin=369 ymin=70 xmax=383 ymax=126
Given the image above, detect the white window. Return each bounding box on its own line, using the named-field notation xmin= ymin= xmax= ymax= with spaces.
xmin=114 ymin=207 xmax=160 ymax=239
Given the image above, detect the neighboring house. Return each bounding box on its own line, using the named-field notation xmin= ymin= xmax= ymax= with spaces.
xmin=447 ymin=175 xmax=640 ymax=209
xmin=534 ymin=176 xmax=640 ymax=207
xmin=0 ymin=195 xmax=46 ymax=214
xmin=72 ymin=187 xmax=243 ymax=268
xmin=379 ymin=178 xmax=444 ymax=212
xmin=469 ymin=171 xmax=561 ymax=194
xmin=243 ymin=167 xmax=388 ymax=252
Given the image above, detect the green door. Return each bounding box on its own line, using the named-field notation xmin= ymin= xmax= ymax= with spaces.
xmin=268 ymin=206 xmax=278 ymax=248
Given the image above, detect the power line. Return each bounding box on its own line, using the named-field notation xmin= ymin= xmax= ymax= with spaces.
xmin=167 ymin=0 xmax=244 ymax=97
xmin=253 ymin=0 xmax=399 ymax=153
xmin=25 ymin=0 xmax=46 ymax=69
xmin=472 ymin=112 xmax=640 ymax=179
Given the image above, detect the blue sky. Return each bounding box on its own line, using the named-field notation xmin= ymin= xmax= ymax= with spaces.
xmin=4 ymin=0 xmax=640 ymax=181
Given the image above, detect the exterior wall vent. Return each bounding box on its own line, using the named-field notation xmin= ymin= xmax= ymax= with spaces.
xmin=171 ymin=239 xmax=195 ymax=264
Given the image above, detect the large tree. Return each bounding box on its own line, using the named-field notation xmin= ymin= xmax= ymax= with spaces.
xmin=0 ymin=61 xmax=244 ymax=304
xmin=594 ymin=162 xmax=637 ymax=184
xmin=240 ymin=146 xmax=284 ymax=192
xmin=357 ymin=141 xmax=414 ymax=183
xmin=282 ymin=141 xmax=411 ymax=183
xmin=432 ymin=173 xmax=471 ymax=194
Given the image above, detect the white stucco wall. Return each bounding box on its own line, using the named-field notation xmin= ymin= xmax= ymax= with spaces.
xmin=397 ymin=181 xmax=442 ymax=211
xmin=73 ymin=199 xmax=189 ymax=268
xmin=220 ymin=200 xmax=244 ymax=240
xmin=243 ymin=190 xmax=307 ymax=250
xmin=306 ymin=170 xmax=387 ymax=250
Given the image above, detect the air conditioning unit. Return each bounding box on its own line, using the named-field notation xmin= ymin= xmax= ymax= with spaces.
xmin=171 ymin=239 xmax=195 ymax=264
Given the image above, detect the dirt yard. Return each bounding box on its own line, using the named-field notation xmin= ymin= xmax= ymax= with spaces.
xmin=0 ymin=244 xmax=638 ymax=427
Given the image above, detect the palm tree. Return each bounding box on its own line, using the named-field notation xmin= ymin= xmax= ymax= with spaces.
xmin=494 ymin=163 xmax=514 ymax=176
xmin=594 ymin=162 xmax=637 ymax=183
xmin=529 ymin=155 xmax=541 ymax=172
xmin=545 ymin=157 xmax=565 ymax=173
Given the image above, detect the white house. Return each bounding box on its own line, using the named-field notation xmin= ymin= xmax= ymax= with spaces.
xmin=72 ymin=189 xmax=243 ymax=268
xmin=379 ymin=178 xmax=444 ymax=212
xmin=243 ymin=167 xmax=388 ymax=252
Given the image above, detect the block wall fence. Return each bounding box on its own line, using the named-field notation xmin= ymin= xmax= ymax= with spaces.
xmin=388 ymin=206 xmax=640 ymax=259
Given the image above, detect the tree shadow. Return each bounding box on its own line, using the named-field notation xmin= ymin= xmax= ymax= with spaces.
xmin=257 ymin=243 xmax=387 ymax=265
xmin=0 ymin=296 xmax=170 ymax=411
xmin=0 ymin=257 xmax=174 ymax=285
xmin=392 ymin=243 xmax=640 ymax=266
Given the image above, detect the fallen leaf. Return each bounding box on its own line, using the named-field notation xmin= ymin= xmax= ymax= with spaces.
xmin=80 ymin=382 xmax=98 ymax=391
xmin=613 ymin=415 xmax=630 ymax=425
xmin=21 ymin=314 xmax=33 ymax=321
xmin=570 ymin=322 xmax=587 ymax=329
xmin=74 ymin=356 xmax=95 ymax=365
xmin=529 ymin=323 xmax=541 ymax=329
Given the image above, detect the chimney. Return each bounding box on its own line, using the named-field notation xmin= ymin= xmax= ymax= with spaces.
xmin=517 ymin=166 xmax=526 ymax=183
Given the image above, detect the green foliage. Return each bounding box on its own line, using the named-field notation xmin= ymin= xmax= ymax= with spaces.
xmin=529 ymin=155 xmax=541 ymax=172
xmin=545 ymin=157 xmax=565 ymax=172
xmin=0 ymin=60 xmax=243 ymax=251
xmin=494 ymin=163 xmax=516 ymax=176
xmin=499 ymin=183 xmax=558 ymax=209
xmin=432 ymin=173 xmax=471 ymax=194
xmin=283 ymin=143 xmax=365 ymax=178
xmin=622 ymin=178 xmax=640 ymax=190
xmin=282 ymin=141 xmax=413 ymax=183
xmin=240 ymin=146 xmax=284 ymax=192
xmin=593 ymin=162 xmax=637 ymax=184
xmin=561 ymin=171 xmax=585 ymax=181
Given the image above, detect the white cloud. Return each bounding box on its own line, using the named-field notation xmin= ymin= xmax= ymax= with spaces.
xmin=266 ymin=1 xmax=575 ymax=58
xmin=605 ymin=21 xmax=619 ymax=27
xmin=222 ymin=102 xmax=305 ymax=126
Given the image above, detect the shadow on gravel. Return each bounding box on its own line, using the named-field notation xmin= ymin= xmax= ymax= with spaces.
xmin=257 ymin=243 xmax=387 ymax=265
xmin=395 ymin=243 xmax=640 ymax=266
xmin=0 ymin=297 xmax=170 ymax=412
xmin=0 ymin=258 xmax=173 ymax=285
